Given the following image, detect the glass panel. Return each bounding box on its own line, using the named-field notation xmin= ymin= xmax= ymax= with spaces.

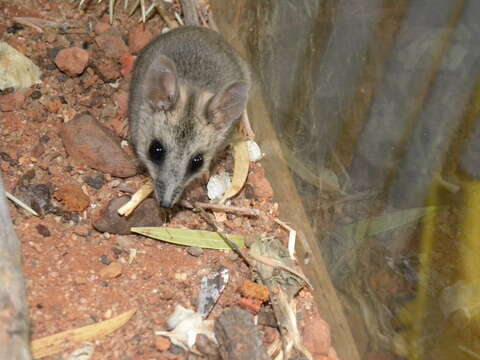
xmin=211 ymin=1 xmax=480 ymax=359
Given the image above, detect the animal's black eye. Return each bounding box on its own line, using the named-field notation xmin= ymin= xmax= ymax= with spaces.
xmin=188 ymin=154 xmax=204 ymax=173
xmin=148 ymin=140 xmax=166 ymax=164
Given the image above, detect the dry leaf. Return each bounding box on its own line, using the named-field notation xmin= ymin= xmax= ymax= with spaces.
xmin=221 ymin=139 xmax=249 ymax=202
xmin=31 ymin=309 xmax=136 ymax=359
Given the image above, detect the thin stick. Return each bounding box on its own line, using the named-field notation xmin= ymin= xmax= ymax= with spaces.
xmin=128 ymin=0 xmax=140 ymax=15
xmin=12 ymin=17 xmax=43 ymax=33
xmin=273 ymin=218 xmax=296 ymax=259
xmin=180 ymin=200 xmax=260 ymax=217
xmin=5 ymin=191 xmax=39 ymax=216
xmin=14 ymin=17 xmax=70 ymax=30
xmin=138 ymin=3 xmax=155 ymax=23
xmin=140 ymin=0 xmax=146 ymax=23
xmin=241 ymin=110 xmax=255 ymax=139
xmin=174 ymin=12 xmax=184 ymax=26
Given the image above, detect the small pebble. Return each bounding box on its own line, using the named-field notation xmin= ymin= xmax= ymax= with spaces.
xmin=40 ymin=134 xmax=50 ymax=143
xmin=35 ymin=224 xmax=51 ymax=237
xmin=104 ymin=309 xmax=112 ymax=319
xmin=55 ymin=47 xmax=89 ymax=77
xmin=73 ymin=225 xmax=90 ymax=237
xmin=187 ymin=246 xmax=203 ymax=257
xmin=99 ymin=262 xmax=122 ymax=279
xmin=239 ymin=280 xmax=269 ymax=302
xmin=174 ymin=272 xmax=188 ymax=282
xmin=168 ymin=345 xmax=184 ymax=355
xmin=31 ymin=90 xmax=42 ymax=99
xmin=84 ymin=173 xmax=105 ymax=189
xmin=155 ymin=336 xmax=171 ymax=352
xmin=99 ymin=254 xmax=111 ymax=265
xmin=6 ymin=23 xmax=24 ymax=34
xmin=54 ymin=184 xmax=90 ymax=212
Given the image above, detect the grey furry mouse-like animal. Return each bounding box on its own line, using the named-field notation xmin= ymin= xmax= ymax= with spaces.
xmin=128 ymin=26 xmax=250 ymax=208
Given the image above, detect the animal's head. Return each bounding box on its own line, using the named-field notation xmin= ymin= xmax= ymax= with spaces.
xmin=134 ymin=55 xmax=249 ymax=208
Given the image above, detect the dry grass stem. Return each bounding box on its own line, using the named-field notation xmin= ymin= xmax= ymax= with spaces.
xmin=274 ymin=218 xmax=296 ymax=258
xmin=117 ymin=182 xmax=153 ymax=216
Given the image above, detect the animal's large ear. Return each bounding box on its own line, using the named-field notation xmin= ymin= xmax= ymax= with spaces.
xmin=208 ymin=81 xmax=249 ymax=129
xmin=145 ymin=55 xmax=178 ymax=112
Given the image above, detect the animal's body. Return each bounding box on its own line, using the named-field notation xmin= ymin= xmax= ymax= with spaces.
xmin=128 ymin=26 xmax=250 ymax=208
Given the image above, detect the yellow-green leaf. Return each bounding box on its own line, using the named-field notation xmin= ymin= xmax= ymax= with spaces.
xmin=31 ymin=309 xmax=136 ymax=359
xmin=131 ymin=227 xmax=246 ymax=250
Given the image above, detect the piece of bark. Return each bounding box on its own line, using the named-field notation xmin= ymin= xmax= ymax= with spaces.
xmin=214 ymin=307 xmax=269 ymax=360
xmin=0 ymin=173 xmax=31 ymax=360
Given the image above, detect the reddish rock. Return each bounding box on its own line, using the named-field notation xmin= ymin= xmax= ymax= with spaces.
xmin=0 ymin=92 xmax=26 ymax=112
xmin=100 ymin=262 xmax=123 ymax=279
xmin=155 ymin=336 xmax=171 ymax=352
xmin=120 ymin=53 xmax=135 ymax=78
xmin=92 ymin=196 xmax=167 ymax=235
xmin=302 ymin=309 xmax=331 ymax=357
xmin=238 ymin=297 xmax=262 ymax=314
xmin=73 ymin=224 xmax=90 ymax=237
xmin=55 ymin=47 xmax=89 ymax=76
xmin=248 ymin=166 xmax=274 ymax=201
xmin=46 ymin=99 xmax=62 ymax=113
xmin=54 ymin=184 xmax=90 ymax=212
xmin=60 ymin=113 xmax=137 ymax=177
xmin=94 ymin=22 xmax=111 ymax=35
xmin=239 ymin=280 xmax=269 ymax=302
xmin=95 ymin=32 xmax=128 ymax=60
xmin=128 ymin=25 xmax=153 ymax=54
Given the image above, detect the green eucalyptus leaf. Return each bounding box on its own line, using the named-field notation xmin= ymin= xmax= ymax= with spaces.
xmin=131 ymin=226 xmax=246 ymax=250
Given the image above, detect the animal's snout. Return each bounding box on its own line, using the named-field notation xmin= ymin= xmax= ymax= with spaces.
xmin=155 ymin=180 xmax=180 ymax=209
xmin=159 ymin=199 xmax=174 ymax=208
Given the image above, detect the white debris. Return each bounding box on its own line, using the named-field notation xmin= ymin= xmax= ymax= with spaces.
xmin=246 ymin=140 xmax=264 ymax=162
xmin=0 ymin=42 xmax=42 ymax=90
xmin=65 ymin=344 xmax=94 ymax=360
xmin=156 ymin=305 xmax=216 ymax=350
xmin=207 ymin=172 xmax=231 ymax=200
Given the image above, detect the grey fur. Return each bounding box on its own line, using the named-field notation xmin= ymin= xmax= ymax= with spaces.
xmin=128 ymin=26 xmax=250 ymax=207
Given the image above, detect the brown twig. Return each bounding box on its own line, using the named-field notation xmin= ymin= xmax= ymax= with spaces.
xmin=180 ymin=200 xmax=260 ymax=217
